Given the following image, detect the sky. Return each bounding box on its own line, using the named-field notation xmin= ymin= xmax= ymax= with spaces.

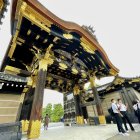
xmin=0 ymin=0 xmax=140 ymax=106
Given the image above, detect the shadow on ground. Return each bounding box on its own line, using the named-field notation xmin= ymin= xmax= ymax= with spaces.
xmin=107 ymin=125 xmax=140 ymax=140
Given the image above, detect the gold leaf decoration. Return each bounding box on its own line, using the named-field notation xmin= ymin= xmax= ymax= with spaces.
xmin=72 ymin=68 xmax=78 ymax=74
xmin=63 ymin=33 xmax=73 ymax=39
xmin=59 ymin=63 xmax=68 ymax=70
xmin=81 ymin=73 xmax=87 ymax=78
xmin=80 ymin=42 xmax=95 ymax=54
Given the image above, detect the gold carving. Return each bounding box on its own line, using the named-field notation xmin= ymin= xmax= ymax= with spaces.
xmin=39 ymin=59 xmax=48 ymax=71
xmin=80 ymin=37 xmax=96 ymax=54
xmin=44 ymin=44 xmax=53 ymax=58
xmin=39 ymin=44 xmax=54 ymax=70
xmin=72 ymin=68 xmax=78 ymax=75
xmin=35 ymin=35 xmax=40 ymax=40
xmin=43 ymin=39 xmax=48 ymax=43
xmin=28 ymin=120 xmax=41 ymax=139
xmin=31 ymin=76 xmax=37 ymax=88
xmin=53 ymin=37 xmax=60 ymax=42
xmin=25 ymin=4 xmax=52 ymax=27
xmin=81 ymin=72 xmax=87 ymax=78
xmin=17 ymin=41 xmax=22 ymax=46
xmin=80 ymin=42 xmax=95 ymax=54
xmin=16 ymin=2 xmax=27 ymax=30
xmin=22 ymin=5 xmax=51 ymax=33
xmin=131 ymin=78 xmax=140 ymax=83
xmin=27 ymin=77 xmax=33 ymax=86
xmin=8 ymin=31 xmax=19 ymax=58
xmin=15 ymin=1 xmax=52 ymax=35
xmin=73 ymin=85 xmax=80 ymax=95
xmin=27 ymin=29 xmax=31 ymax=35
xmin=63 ymin=33 xmax=73 ymax=39
xmin=17 ymin=37 xmax=25 ymax=43
xmin=59 ymin=63 xmax=68 ymax=70
xmin=47 ymin=77 xmax=53 ymax=84
xmin=89 ymin=76 xmax=96 ymax=87
xmin=114 ymin=77 xmax=125 ymax=85
xmin=4 ymin=65 xmax=20 ymax=74
xmin=58 ymin=79 xmax=63 ymax=86
xmin=23 ymin=87 xmax=28 ymax=93
xmin=110 ymin=69 xmax=118 ymax=76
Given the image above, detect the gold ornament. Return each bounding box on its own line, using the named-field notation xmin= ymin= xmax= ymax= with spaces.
xmin=28 ymin=120 xmax=41 ymax=139
xmin=81 ymin=72 xmax=87 ymax=78
xmin=73 ymin=85 xmax=80 ymax=95
xmin=76 ymin=116 xmax=84 ymax=124
xmin=98 ymin=115 xmax=106 ymax=124
xmin=72 ymin=68 xmax=78 ymax=74
xmin=59 ymin=63 xmax=68 ymax=70
xmin=63 ymin=33 xmax=73 ymax=39
xmin=21 ymin=120 xmax=29 ymax=132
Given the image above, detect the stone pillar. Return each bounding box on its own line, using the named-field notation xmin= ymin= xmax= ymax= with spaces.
xmin=73 ymin=85 xmax=84 ymax=125
xmin=90 ymin=76 xmax=106 ymax=125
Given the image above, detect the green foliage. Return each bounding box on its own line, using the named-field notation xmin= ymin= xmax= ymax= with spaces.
xmin=42 ymin=103 xmax=52 ymax=119
xmin=42 ymin=103 xmax=64 ymax=122
xmin=51 ymin=104 xmax=64 ymax=122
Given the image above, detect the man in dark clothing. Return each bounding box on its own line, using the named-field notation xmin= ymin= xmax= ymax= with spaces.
xmin=111 ymin=99 xmax=129 ymax=136
xmin=117 ymin=99 xmax=135 ymax=132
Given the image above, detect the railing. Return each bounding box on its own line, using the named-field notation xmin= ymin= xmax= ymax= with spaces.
xmin=0 ymin=122 xmax=22 ymax=140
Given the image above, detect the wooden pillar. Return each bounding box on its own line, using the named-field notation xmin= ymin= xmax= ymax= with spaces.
xmin=27 ymin=44 xmax=54 ymax=139
xmin=73 ymin=85 xmax=84 ymax=125
xmin=19 ymin=77 xmax=33 ymax=132
xmin=27 ymin=59 xmax=48 ymax=139
xmin=90 ymin=76 xmax=106 ymax=125
xmin=21 ymin=87 xmax=35 ymax=133
xmin=20 ymin=88 xmax=29 ymax=132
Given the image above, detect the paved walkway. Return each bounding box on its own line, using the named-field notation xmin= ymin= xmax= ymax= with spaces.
xmin=107 ymin=125 xmax=140 ymax=140
xmin=22 ymin=123 xmax=140 ymax=140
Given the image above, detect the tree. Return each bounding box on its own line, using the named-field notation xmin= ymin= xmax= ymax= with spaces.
xmin=42 ymin=103 xmax=52 ymax=119
xmin=51 ymin=104 xmax=64 ymax=122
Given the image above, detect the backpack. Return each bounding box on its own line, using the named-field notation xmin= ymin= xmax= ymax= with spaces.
xmin=108 ymin=107 xmax=115 ymax=116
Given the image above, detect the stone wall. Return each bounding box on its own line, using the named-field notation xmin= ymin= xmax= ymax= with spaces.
xmin=101 ymin=91 xmax=121 ymax=116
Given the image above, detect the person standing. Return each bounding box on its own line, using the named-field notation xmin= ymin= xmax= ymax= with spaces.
xmin=111 ymin=99 xmax=129 ymax=136
xmin=133 ymin=100 xmax=140 ymax=124
xmin=44 ymin=114 xmax=49 ymax=130
xmin=117 ymin=99 xmax=135 ymax=132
